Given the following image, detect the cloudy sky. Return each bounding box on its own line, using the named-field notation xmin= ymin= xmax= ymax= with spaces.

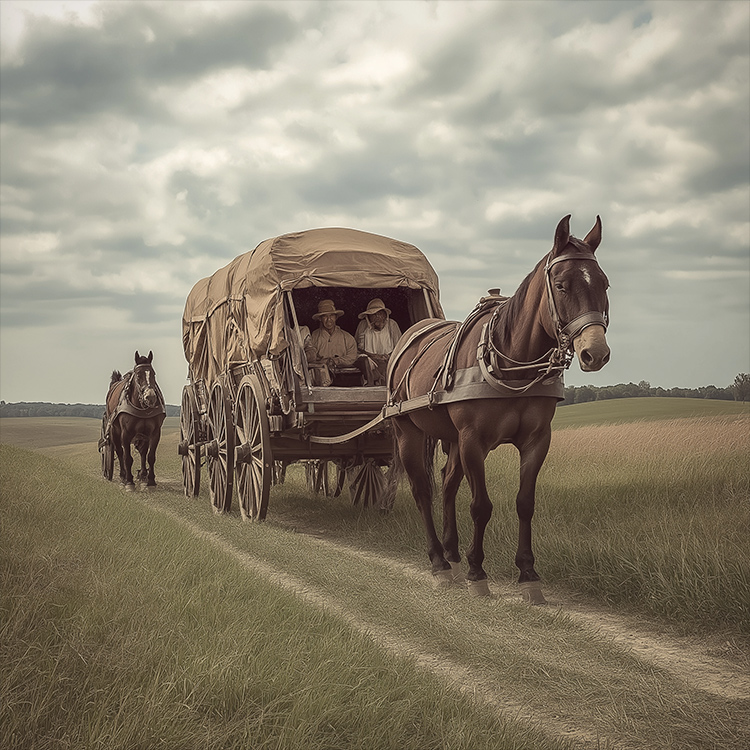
xmin=1 ymin=0 xmax=748 ymax=405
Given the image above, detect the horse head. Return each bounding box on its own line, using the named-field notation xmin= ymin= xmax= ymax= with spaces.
xmin=546 ymin=215 xmax=610 ymax=372
xmin=132 ymin=350 xmax=159 ymax=410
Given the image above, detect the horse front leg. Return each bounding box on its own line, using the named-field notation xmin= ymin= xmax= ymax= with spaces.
xmin=514 ymin=430 xmax=552 ymax=604
xmin=394 ymin=418 xmax=452 ymax=583
xmin=136 ymin=441 xmax=148 ymax=484
xmin=146 ymin=431 xmax=160 ymax=487
xmin=460 ymin=440 xmax=493 ymax=596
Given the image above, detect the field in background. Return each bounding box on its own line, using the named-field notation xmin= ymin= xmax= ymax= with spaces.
xmin=552 ymin=396 xmax=749 ymax=428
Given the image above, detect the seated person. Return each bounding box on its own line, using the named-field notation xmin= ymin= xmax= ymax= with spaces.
xmin=354 ymin=298 xmax=402 ymax=386
xmin=305 ymin=299 xmax=357 ymax=387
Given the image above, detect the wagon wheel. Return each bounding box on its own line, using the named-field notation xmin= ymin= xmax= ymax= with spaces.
xmin=305 ymin=460 xmax=340 ymax=498
xmin=234 ymin=375 xmax=272 ymax=521
xmin=100 ymin=417 xmax=113 ymax=481
xmin=346 ymin=459 xmax=386 ymax=507
xmin=206 ymin=382 xmax=234 ymax=513
xmin=179 ymin=386 xmax=201 ymax=498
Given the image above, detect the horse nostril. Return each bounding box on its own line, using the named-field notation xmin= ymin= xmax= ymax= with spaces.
xmin=581 ymin=349 xmax=594 ymax=366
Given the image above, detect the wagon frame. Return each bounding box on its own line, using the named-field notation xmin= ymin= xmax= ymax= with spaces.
xmin=178 ymin=228 xmax=443 ymax=519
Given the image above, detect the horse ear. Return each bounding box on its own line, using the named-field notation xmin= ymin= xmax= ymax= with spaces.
xmin=135 ymin=350 xmax=140 ymax=362
xmin=583 ymin=215 xmax=602 ymax=253
xmin=552 ymin=215 xmax=571 ymax=257
xmin=147 ymin=351 xmax=153 ymax=363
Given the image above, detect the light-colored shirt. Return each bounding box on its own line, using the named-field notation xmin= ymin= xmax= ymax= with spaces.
xmin=307 ymin=326 xmax=357 ymax=366
xmin=355 ymin=318 xmax=402 ymax=356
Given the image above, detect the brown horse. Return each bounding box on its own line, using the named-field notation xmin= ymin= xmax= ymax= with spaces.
xmin=387 ymin=215 xmax=610 ymax=602
xmin=104 ymin=351 xmax=166 ymax=490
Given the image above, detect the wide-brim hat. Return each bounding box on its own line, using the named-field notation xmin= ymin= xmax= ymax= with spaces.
xmin=358 ymin=298 xmax=391 ymax=319
xmin=313 ymin=299 xmax=344 ymax=320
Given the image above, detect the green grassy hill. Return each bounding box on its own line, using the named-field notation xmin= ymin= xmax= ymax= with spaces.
xmin=553 ymin=397 xmax=749 ymax=429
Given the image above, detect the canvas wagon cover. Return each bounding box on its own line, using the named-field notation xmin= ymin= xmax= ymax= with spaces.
xmin=182 ymin=227 xmax=443 ymax=384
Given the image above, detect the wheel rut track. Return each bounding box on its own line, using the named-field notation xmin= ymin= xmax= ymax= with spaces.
xmin=143 ymin=493 xmax=749 ymax=750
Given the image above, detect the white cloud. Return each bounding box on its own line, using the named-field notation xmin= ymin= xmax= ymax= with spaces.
xmin=1 ymin=0 xmax=748 ymax=401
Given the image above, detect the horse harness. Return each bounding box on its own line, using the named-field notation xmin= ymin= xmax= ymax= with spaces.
xmin=308 ymin=249 xmax=608 ymax=445
xmin=476 ymin=248 xmax=609 ymax=395
xmin=101 ymin=365 xmax=166 ymax=441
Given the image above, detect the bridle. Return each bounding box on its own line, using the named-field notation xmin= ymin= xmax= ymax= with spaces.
xmin=477 ymin=249 xmax=609 ymax=393
xmin=130 ymin=363 xmax=159 ymax=410
xmin=544 ymin=251 xmax=609 ymax=351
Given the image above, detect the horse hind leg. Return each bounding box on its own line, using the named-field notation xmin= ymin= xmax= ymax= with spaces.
xmin=394 ymin=418 xmax=452 ymax=584
xmin=110 ymin=423 xmax=126 ymax=484
xmin=133 ymin=436 xmax=148 ymax=484
xmin=441 ymin=442 xmax=465 ymax=584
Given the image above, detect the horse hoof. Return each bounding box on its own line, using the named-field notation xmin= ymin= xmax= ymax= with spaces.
xmin=520 ymin=581 xmax=547 ymax=605
xmin=467 ymin=579 xmax=492 ymax=597
xmin=449 ymin=562 xmax=465 ymax=585
xmin=124 ymin=483 xmax=135 ymax=493
xmin=433 ymin=569 xmax=454 ymax=589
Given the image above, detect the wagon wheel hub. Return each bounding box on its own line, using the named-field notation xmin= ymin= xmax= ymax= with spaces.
xmin=206 ymin=439 xmax=220 ymax=460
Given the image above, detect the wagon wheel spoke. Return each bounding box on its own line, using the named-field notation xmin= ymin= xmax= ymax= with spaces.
xmin=333 ymin=461 xmax=346 ymax=498
xmin=235 ymin=377 xmax=271 ymax=521
xmin=347 ymin=459 xmax=386 ymax=507
xmin=180 ymin=386 xmax=201 ymax=498
xmin=207 ymin=382 xmax=234 ymax=513
xmin=315 ymin=461 xmax=330 ymax=495
xmin=304 ymin=460 xmax=337 ymax=498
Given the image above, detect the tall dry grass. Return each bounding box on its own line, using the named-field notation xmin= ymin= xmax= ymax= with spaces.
xmin=483 ymin=416 xmax=750 ymax=633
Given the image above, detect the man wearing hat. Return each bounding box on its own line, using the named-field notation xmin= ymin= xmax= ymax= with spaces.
xmin=354 ymin=298 xmax=402 ymax=386
xmin=305 ymin=299 xmax=358 ymax=387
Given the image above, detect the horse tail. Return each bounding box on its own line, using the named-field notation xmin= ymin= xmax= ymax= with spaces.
xmin=383 ymin=427 xmax=440 ymax=512
xmin=110 ymin=370 xmax=122 ymax=385
xmin=425 ymin=436 xmax=440 ymax=501
xmin=382 ymin=425 xmax=404 ymax=512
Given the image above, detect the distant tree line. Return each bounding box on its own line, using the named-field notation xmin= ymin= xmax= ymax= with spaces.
xmin=1 ymin=374 xmax=748 ymax=417
xmin=560 ymin=373 xmax=750 ymax=406
xmin=0 ymin=401 xmax=181 ymax=418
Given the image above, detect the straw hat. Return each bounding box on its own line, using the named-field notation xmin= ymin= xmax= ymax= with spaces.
xmin=313 ymin=299 xmax=344 ymax=320
xmin=358 ymin=298 xmax=391 ymax=319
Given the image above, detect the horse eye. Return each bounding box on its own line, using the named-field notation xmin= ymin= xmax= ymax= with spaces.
xmin=555 ymin=282 xmax=566 ymax=293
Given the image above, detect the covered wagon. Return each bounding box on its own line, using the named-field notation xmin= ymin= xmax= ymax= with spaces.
xmin=179 ymin=227 xmax=443 ymax=518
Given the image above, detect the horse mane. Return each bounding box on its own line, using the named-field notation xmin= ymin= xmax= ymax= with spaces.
xmin=494 ymin=256 xmax=547 ymax=348
xmin=110 ymin=370 xmax=122 ymax=385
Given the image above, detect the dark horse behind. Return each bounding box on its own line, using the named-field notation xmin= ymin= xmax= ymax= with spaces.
xmin=387 ymin=215 xmax=611 ymax=603
xmin=102 ymin=351 xmax=166 ymax=490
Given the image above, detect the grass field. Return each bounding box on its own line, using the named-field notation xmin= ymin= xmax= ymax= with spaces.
xmin=552 ymin=396 xmax=750 ymax=429
xmin=2 ymin=398 xmax=749 ymax=749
